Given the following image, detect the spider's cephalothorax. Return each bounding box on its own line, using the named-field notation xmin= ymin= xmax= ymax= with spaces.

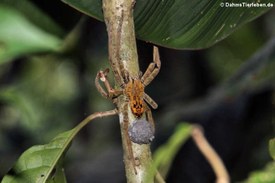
xmin=125 ymin=79 xmax=145 ymax=118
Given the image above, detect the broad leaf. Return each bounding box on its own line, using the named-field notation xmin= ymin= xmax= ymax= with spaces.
xmin=0 ymin=6 xmax=62 ymax=64
xmin=46 ymin=167 xmax=67 ymax=183
xmin=61 ymin=0 xmax=273 ymax=49
xmin=2 ymin=111 xmax=116 ymax=183
xmin=2 ymin=130 xmax=73 ymax=183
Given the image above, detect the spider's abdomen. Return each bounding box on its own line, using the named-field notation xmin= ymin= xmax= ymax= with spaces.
xmin=125 ymin=79 xmax=145 ymax=118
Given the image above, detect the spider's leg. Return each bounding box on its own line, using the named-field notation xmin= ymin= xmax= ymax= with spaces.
xmin=108 ymin=9 xmax=130 ymax=88
xmin=95 ymin=69 xmax=123 ymax=99
xmin=111 ymin=56 xmax=125 ymax=87
xmin=107 ymin=26 xmax=124 ymax=87
xmin=144 ymin=93 xmax=158 ymax=109
xmin=95 ymin=70 xmax=109 ymax=99
xmin=101 ymin=71 xmax=123 ymax=98
xmin=144 ymin=103 xmax=156 ymax=132
xmin=141 ymin=46 xmax=161 ymax=86
xmin=122 ymin=103 xmax=137 ymax=174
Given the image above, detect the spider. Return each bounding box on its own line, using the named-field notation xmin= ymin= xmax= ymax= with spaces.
xmin=95 ymin=46 xmax=160 ymax=174
xmin=95 ymin=46 xmax=161 ymax=144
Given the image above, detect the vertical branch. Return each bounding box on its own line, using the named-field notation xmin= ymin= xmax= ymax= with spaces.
xmin=102 ymin=0 xmax=154 ymax=182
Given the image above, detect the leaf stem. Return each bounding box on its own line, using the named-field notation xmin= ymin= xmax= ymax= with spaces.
xmin=75 ymin=109 xmax=118 ymax=134
xmin=191 ymin=125 xmax=230 ymax=183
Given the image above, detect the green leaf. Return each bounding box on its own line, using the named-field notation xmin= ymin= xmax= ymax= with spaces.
xmin=244 ymin=162 xmax=275 ymax=183
xmin=46 ymin=167 xmax=67 ymax=183
xmin=1 ymin=110 xmax=115 ymax=183
xmin=61 ymin=0 xmax=273 ymax=49
xmin=269 ymin=138 xmax=275 ymax=160
xmin=1 ymin=129 xmax=73 ymax=183
xmin=0 ymin=0 xmax=64 ymax=37
xmin=153 ymin=123 xmax=192 ymax=178
xmin=0 ymin=6 xmax=62 ymax=64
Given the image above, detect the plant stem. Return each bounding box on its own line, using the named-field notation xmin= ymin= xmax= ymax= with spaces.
xmin=191 ymin=125 xmax=230 ymax=183
xmin=102 ymin=0 xmax=154 ymax=182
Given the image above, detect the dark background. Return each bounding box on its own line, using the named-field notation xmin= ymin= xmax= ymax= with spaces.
xmin=0 ymin=1 xmax=274 ymax=182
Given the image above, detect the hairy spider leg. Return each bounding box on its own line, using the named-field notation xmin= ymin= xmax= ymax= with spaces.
xmin=111 ymin=9 xmax=133 ymax=88
xmin=95 ymin=70 xmax=109 ymax=99
xmin=95 ymin=69 xmax=123 ymax=99
xmin=106 ymin=9 xmax=125 ymax=88
xmin=141 ymin=46 xmax=161 ymax=87
xmin=144 ymin=93 xmax=158 ymax=109
xmin=144 ymin=102 xmax=156 ymax=131
xmin=122 ymin=102 xmax=138 ymax=174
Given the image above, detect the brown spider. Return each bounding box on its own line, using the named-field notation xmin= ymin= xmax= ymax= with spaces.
xmin=95 ymin=46 xmax=160 ymax=174
xmin=95 ymin=46 xmax=160 ymax=144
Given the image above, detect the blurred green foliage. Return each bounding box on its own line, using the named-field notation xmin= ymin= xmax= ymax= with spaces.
xmin=270 ymin=138 xmax=275 ymax=160
xmin=206 ymin=22 xmax=266 ymax=82
xmin=153 ymin=123 xmax=192 ymax=178
xmin=0 ymin=7 xmax=61 ymax=63
xmin=244 ymin=162 xmax=275 ymax=183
